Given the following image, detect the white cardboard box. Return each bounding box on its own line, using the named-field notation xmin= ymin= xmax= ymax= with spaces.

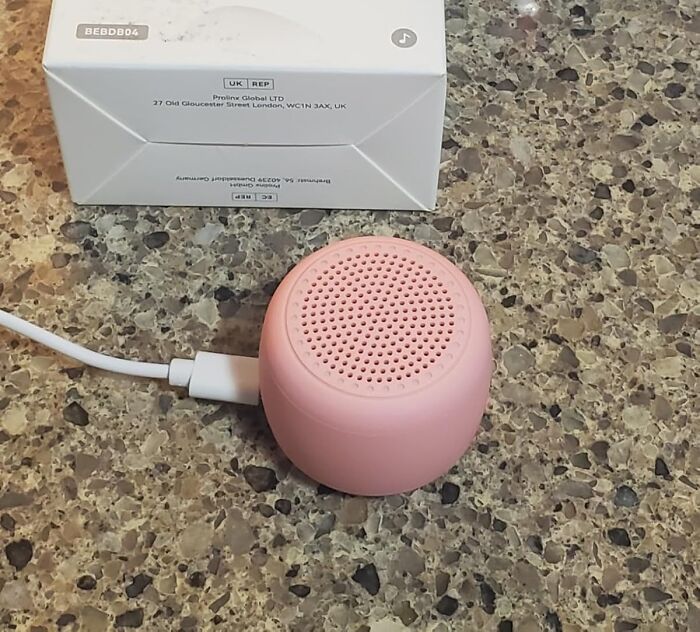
xmin=43 ymin=0 xmax=446 ymax=210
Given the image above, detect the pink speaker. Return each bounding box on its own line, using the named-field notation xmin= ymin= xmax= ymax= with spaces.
xmin=260 ymin=236 xmax=492 ymax=496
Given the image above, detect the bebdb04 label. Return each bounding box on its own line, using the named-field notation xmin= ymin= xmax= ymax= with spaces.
xmin=76 ymin=24 xmax=149 ymax=41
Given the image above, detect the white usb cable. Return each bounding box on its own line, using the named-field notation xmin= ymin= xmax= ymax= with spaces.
xmin=0 ymin=309 xmax=260 ymax=406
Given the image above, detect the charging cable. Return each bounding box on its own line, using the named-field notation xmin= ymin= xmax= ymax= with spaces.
xmin=0 ymin=309 xmax=259 ymax=406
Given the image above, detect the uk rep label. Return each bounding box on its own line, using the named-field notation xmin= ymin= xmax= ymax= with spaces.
xmin=224 ymin=78 xmax=274 ymax=90
xmin=76 ymin=24 xmax=149 ymax=40
xmin=150 ymin=76 xmax=350 ymax=114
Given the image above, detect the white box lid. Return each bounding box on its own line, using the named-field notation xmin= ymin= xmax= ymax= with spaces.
xmin=45 ymin=0 xmax=445 ymax=76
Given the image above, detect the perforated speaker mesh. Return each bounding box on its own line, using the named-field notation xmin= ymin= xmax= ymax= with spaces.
xmin=287 ymin=239 xmax=471 ymax=395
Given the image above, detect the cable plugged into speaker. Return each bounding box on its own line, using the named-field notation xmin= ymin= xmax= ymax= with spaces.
xmin=2 ymin=236 xmax=492 ymax=496
xmin=168 ymin=352 xmax=259 ymax=406
xmin=0 ymin=309 xmax=260 ymax=406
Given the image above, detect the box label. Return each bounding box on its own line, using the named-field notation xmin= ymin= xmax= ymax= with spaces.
xmin=223 ymin=78 xmax=275 ymax=90
xmin=173 ymin=173 xmax=335 ymax=206
xmin=76 ymin=24 xmax=149 ymax=40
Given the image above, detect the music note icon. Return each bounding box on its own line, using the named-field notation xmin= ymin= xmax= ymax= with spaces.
xmin=391 ymin=28 xmax=417 ymax=49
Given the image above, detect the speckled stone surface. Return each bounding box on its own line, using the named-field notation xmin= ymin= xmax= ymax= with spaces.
xmin=1 ymin=0 xmax=699 ymax=630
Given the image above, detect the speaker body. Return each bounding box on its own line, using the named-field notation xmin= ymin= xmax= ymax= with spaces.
xmin=259 ymin=237 xmax=492 ymax=495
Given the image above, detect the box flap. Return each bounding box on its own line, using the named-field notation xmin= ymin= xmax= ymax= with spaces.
xmin=41 ymin=68 xmax=441 ymax=147
xmin=85 ymin=144 xmax=426 ymax=210
xmin=45 ymin=71 xmax=443 ymax=208
xmin=44 ymin=71 xmax=146 ymax=203
xmin=357 ymin=79 xmax=446 ymax=209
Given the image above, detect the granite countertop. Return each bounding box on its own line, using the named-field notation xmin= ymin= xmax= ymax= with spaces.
xmin=1 ymin=0 xmax=698 ymax=630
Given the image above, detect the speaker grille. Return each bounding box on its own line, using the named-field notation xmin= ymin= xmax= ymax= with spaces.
xmin=287 ymin=239 xmax=471 ymax=395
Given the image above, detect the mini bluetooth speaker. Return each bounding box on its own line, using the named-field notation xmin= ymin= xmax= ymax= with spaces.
xmin=259 ymin=236 xmax=492 ymax=496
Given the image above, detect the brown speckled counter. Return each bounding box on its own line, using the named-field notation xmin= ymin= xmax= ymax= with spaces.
xmin=1 ymin=1 xmax=698 ymax=630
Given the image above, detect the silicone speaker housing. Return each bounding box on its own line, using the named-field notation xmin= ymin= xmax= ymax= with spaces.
xmin=259 ymin=236 xmax=492 ymax=495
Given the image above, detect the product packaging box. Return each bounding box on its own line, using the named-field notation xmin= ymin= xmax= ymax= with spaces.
xmin=43 ymin=0 xmax=446 ymax=210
